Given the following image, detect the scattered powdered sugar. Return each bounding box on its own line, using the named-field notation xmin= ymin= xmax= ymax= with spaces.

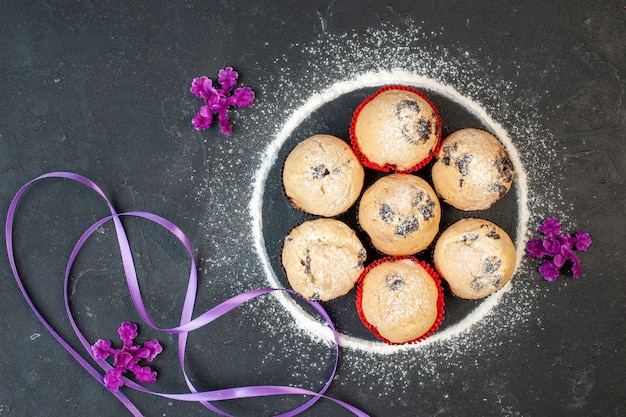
xmin=250 ymin=70 xmax=530 ymax=354
xmin=188 ymin=20 xmax=572 ymax=413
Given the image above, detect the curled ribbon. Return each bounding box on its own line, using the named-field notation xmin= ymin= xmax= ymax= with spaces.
xmin=6 ymin=172 xmax=369 ymax=417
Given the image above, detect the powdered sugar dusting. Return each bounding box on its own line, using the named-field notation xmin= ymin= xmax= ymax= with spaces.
xmin=251 ymin=69 xmax=532 ymax=351
xmin=192 ymin=21 xmax=566 ymax=412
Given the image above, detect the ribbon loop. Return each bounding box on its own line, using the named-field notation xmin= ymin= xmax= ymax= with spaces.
xmin=6 ymin=172 xmax=369 ymax=417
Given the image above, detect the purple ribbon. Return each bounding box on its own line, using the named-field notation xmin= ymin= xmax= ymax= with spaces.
xmin=6 ymin=172 xmax=369 ymax=417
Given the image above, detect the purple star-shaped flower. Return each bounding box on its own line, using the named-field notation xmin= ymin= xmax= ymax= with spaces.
xmin=91 ymin=322 xmax=163 ymax=392
xmin=525 ymin=217 xmax=591 ymax=281
xmin=190 ymin=67 xmax=255 ymax=136
xmin=538 ymin=217 xmax=561 ymax=238
xmin=572 ymin=231 xmax=592 ymax=251
xmin=538 ymin=260 xmax=560 ymax=281
xmin=525 ymin=237 xmax=546 ymax=258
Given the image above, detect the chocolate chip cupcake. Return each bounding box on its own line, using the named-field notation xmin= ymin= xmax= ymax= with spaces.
xmin=433 ymin=218 xmax=516 ymax=300
xmin=283 ymin=134 xmax=365 ymax=217
xmin=282 ymin=218 xmax=367 ymax=301
xmin=350 ymin=86 xmax=442 ymax=172
xmin=358 ymin=173 xmax=441 ymax=256
xmin=356 ymin=256 xmax=444 ymax=344
xmin=431 ymin=128 xmax=515 ymax=211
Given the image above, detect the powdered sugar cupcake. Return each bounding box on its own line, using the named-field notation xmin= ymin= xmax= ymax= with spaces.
xmin=356 ymin=256 xmax=444 ymax=344
xmin=433 ymin=218 xmax=516 ymax=299
xmin=357 ymin=173 xmax=441 ymax=256
xmin=350 ymin=86 xmax=442 ymax=172
xmin=282 ymin=218 xmax=367 ymax=301
xmin=431 ymin=128 xmax=515 ymax=211
xmin=283 ymin=134 xmax=365 ymax=217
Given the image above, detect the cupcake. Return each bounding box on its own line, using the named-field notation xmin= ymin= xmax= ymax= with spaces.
xmin=356 ymin=257 xmax=444 ymax=344
xmin=282 ymin=218 xmax=366 ymax=301
xmin=350 ymin=86 xmax=442 ymax=172
xmin=283 ymin=134 xmax=365 ymax=217
xmin=358 ymin=173 xmax=441 ymax=256
xmin=433 ymin=218 xmax=516 ymax=300
xmin=431 ymin=128 xmax=515 ymax=211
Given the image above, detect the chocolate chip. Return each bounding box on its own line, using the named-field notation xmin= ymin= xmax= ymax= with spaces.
xmin=440 ymin=142 xmax=457 ymax=166
xmin=379 ymin=204 xmax=395 ymax=224
xmin=483 ymin=256 xmax=502 ymax=273
xmin=300 ymin=255 xmax=311 ymax=274
xmin=412 ymin=191 xmax=436 ymax=220
xmin=487 ymin=228 xmax=501 ymax=239
xmin=461 ymin=233 xmax=479 ymax=243
xmin=394 ymin=100 xmax=434 ymax=146
xmin=471 ymin=277 xmax=485 ymax=291
xmin=420 ymin=199 xmax=437 ymax=221
xmin=491 ymin=275 xmax=502 ymax=286
xmin=394 ymin=99 xmax=420 ymax=116
xmin=402 ymin=119 xmax=433 ymax=145
xmin=395 ymin=216 xmax=419 ymax=237
xmin=412 ymin=191 xmax=425 ymax=206
xmin=356 ymin=248 xmax=367 ymax=269
xmin=401 ymin=125 xmax=414 ymax=142
xmin=418 ymin=116 xmax=432 ymax=142
xmin=455 ymin=153 xmax=473 ymax=176
xmin=310 ymin=292 xmax=320 ymax=301
xmin=311 ymin=164 xmax=330 ymax=179
xmin=494 ymin=152 xmax=514 ymax=183
xmin=489 ymin=183 xmax=508 ymax=196
xmin=385 ymin=274 xmax=404 ymax=291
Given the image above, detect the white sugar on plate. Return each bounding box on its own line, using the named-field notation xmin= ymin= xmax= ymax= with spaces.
xmin=250 ymin=69 xmax=529 ymax=353
xmin=193 ymin=21 xmax=567 ymax=412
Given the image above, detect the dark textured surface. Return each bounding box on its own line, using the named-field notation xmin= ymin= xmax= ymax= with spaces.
xmin=1 ymin=1 xmax=624 ymax=416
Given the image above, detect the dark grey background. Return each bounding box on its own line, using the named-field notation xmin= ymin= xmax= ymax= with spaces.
xmin=0 ymin=1 xmax=624 ymax=416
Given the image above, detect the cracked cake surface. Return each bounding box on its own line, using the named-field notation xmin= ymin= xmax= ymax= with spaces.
xmin=358 ymin=173 xmax=441 ymax=256
xmin=433 ymin=218 xmax=516 ymax=299
xmin=431 ymin=128 xmax=515 ymax=211
xmin=283 ymin=134 xmax=364 ymax=217
xmin=352 ymin=88 xmax=441 ymax=172
xmin=282 ymin=218 xmax=366 ymax=301
xmin=358 ymin=258 xmax=441 ymax=344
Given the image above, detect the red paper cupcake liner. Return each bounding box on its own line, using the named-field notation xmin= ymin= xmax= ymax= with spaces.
xmin=349 ymin=85 xmax=443 ymax=174
xmin=355 ymin=256 xmax=445 ymax=345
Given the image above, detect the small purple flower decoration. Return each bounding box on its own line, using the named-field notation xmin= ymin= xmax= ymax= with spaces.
xmin=91 ymin=322 xmax=163 ymax=392
xmin=573 ymin=231 xmax=592 ymax=251
xmin=538 ymin=259 xmax=560 ymax=281
xmin=525 ymin=217 xmax=591 ymax=281
xmin=190 ymin=67 xmax=255 ymax=136
xmin=538 ymin=217 xmax=561 ymax=237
